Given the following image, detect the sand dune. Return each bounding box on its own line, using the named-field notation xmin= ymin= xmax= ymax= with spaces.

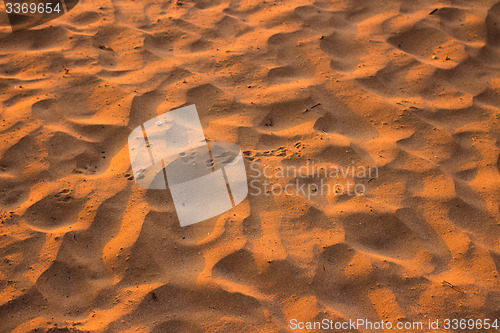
xmin=0 ymin=0 xmax=499 ymax=332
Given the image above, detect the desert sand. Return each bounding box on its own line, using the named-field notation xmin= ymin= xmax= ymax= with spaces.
xmin=0 ymin=0 xmax=499 ymax=332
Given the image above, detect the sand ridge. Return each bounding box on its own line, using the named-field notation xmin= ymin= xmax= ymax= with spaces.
xmin=0 ymin=0 xmax=499 ymax=332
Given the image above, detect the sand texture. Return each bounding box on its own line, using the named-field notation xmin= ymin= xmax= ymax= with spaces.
xmin=0 ymin=0 xmax=499 ymax=332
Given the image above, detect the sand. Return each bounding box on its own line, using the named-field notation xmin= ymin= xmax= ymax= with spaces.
xmin=0 ymin=0 xmax=499 ymax=332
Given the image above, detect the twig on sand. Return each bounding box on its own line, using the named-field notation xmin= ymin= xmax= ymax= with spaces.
xmin=303 ymin=103 xmax=321 ymax=113
xmin=99 ymin=45 xmax=114 ymax=52
xmin=441 ymin=280 xmax=463 ymax=293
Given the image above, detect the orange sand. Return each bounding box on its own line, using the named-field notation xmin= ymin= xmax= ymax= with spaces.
xmin=0 ymin=0 xmax=499 ymax=332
